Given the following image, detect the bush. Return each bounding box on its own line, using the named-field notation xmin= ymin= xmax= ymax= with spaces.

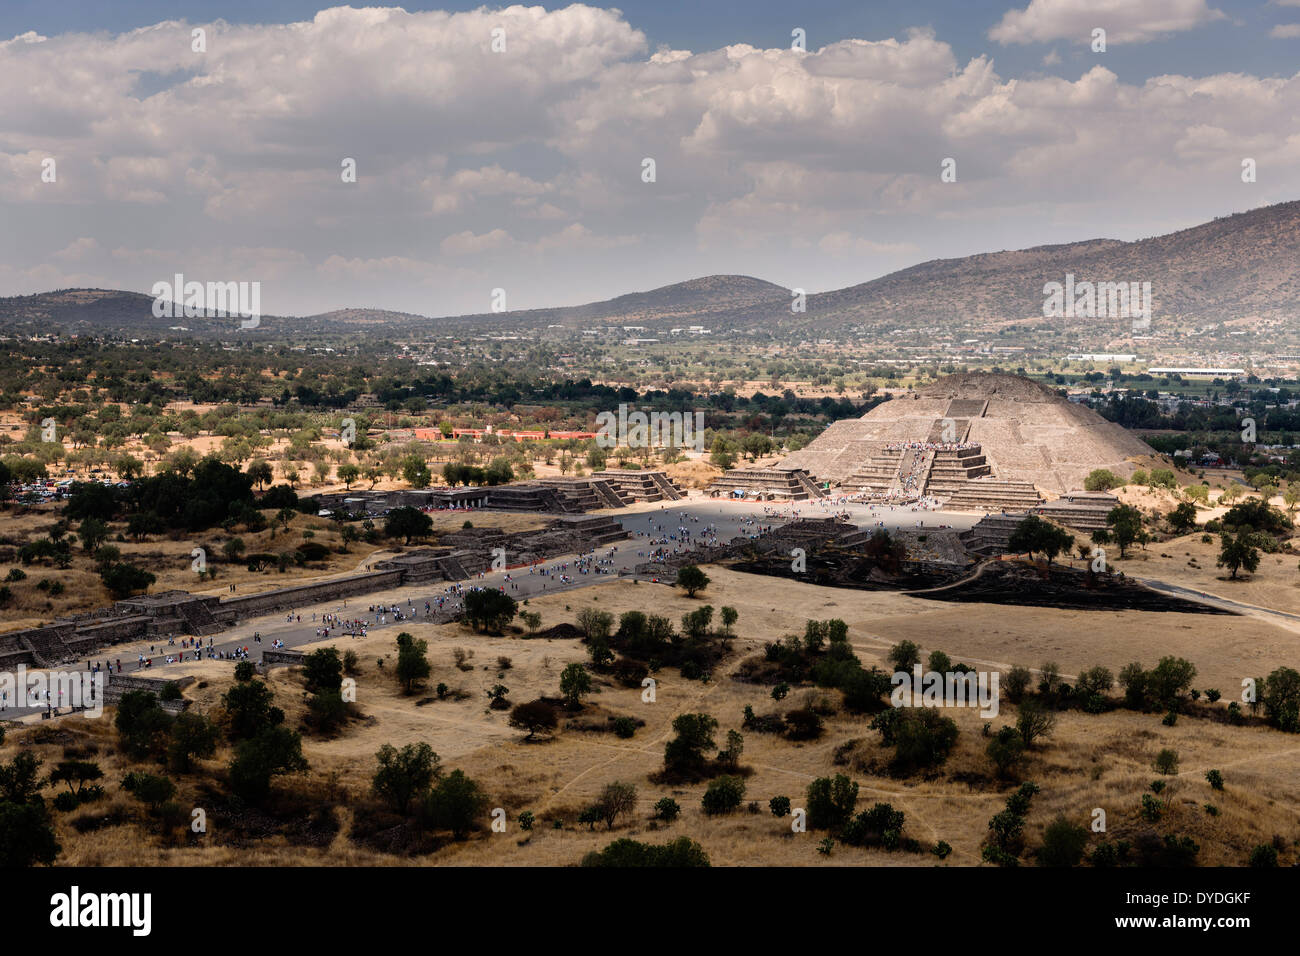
xmin=653 ymin=797 xmax=681 ymax=822
xmin=581 ymin=836 xmax=709 ymax=867
xmin=661 ymin=712 xmax=717 ymax=779
xmin=612 ymin=716 xmax=636 ymax=739
xmin=1004 ymin=665 xmax=1032 ymax=703
xmin=509 ymin=700 xmax=559 ymax=740
xmin=701 ymin=775 xmax=745 ymax=815
xmin=986 ymin=725 xmax=1026 ymax=779
xmin=841 ymin=802 xmax=904 ymax=848
xmin=1085 ymin=469 xmax=1120 ymax=492
xmin=422 ymin=769 xmax=489 ymax=839
xmin=122 ymin=771 xmax=176 ymax=810
xmin=1248 ymin=844 xmax=1278 ymax=868
xmin=1036 ymin=814 xmax=1090 ymax=866
xmin=805 ymin=774 xmax=858 ymax=830
xmin=783 ymin=707 xmax=824 ymax=741
xmin=228 ymin=725 xmax=308 ymax=803
xmin=873 ymin=708 xmax=959 ymax=772
xmin=1205 ymin=769 xmax=1224 ymax=791
xmin=769 ymin=795 xmax=791 ymax=817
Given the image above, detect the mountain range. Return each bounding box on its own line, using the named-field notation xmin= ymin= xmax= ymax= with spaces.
xmin=3 ymin=200 xmax=1297 ymax=339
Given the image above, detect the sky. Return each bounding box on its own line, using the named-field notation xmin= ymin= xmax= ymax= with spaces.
xmin=1 ymin=0 xmax=1298 ymax=318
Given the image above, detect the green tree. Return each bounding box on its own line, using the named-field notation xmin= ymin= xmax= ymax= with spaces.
xmin=167 ymin=712 xmax=219 ymax=773
xmin=1103 ymin=504 xmax=1144 ymax=558
xmin=887 ymin=640 xmax=922 ymax=672
xmin=422 ymin=769 xmax=488 ymax=839
xmin=49 ymin=760 xmax=104 ymax=799
xmin=986 ymin=725 xmax=1026 ymax=779
xmin=302 ymin=647 xmax=344 ymax=694
xmin=122 ymin=770 xmax=176 ymax=811
xmin=662 ymin=712 xmax=718 ymax=778
xmin=509 ymin=699 xmax=558 ymax=740
xmin=228 ymin=725 xmax=308 ymax=803
xmin=372 ymin=742 xmax=441 ymax=814
xmin=1168 ymin=501 xmax=1198 ymax=534
xmin=559 ymin=662 xmax=592 ymax=709
xmin=701 ymin=775 xmax=745 ymax=815
xmin=464 ymin=589 xmax=517 ymax=633
xmin=1084 ymin=468 xmax=1119 ymax=492
xmin=384 ymin=506 xmax=432 ymax=544
xmin=395 ymin=632 xmax=431 ymax=694
xmin=1016 ymin=698 xmax=1057 ymax=748
xmin=114 ymin=690 xmax=174 ymax=759
xmin=674 ymin=565 xmax=709 ymax=597
xmin=805 ymin=774 xmax=859 ymax=830
xmin=1217 ymin=531 xmax=1260 ymax=579
xmin=220 ymin=680 xmax=284 ymax=741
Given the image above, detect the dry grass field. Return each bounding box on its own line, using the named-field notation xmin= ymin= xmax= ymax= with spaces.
xmin=14 ymin=565 xmax=1300 ymax=867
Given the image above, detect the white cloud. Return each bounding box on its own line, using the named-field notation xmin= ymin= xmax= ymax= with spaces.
xmin=990 ymin=0 xmax=1225 ymax=45
xmin=1271 ymin=24 xmax=1300 ymax=38
xmin=0 ymin=5 xmax=1296 ymax=316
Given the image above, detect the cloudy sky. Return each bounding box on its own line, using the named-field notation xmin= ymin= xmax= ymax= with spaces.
xmin=1 ymin=0 xmax=1298 ymax=317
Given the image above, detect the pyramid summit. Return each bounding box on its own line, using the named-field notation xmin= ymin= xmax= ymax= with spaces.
xmin=778 ymin=372 xmax=1152 ymax=499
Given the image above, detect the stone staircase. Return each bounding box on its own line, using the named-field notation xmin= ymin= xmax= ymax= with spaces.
xmin=942 ymin=479 xmax=1044 ymax=512
xmin=174 ymin=599 xmax=224 ymax=636
xmin=888 ymin=447 xmax=935 ymax=497
xmin=959 ymin=513 xmax=1029 ymax=555
xmin=1033 ymin=492 xmax=1118 ymax=533
xmin=20 ymin=624 xmax=78 ymax=667
xmin=708 ymin=467 xmax=825 ymax=500
xmin=591 ymin=470 xmax=684 ymax=502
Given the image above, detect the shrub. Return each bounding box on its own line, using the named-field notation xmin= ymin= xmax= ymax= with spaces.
xmin=1154 ymin=748 xmax=1179 ymax=775
xmin=1036 ymin=814 xmax=1090 ymax=866
xmin=1248 ymin=844 xmax=1278 ymax=868
xmin=653 ymin=797 xmax=681 ymax=822
xmin=701 ymin=775 xmax=745 ymax=815
xmin=769 ymin=795 xmax=791 ymax=817
xmin=805 ymin=774 xmax=858 ymax=830
xmin=1016 ymin=698 xmax=1057 ymax=748
xmin=509 ymin=700 xmax=559 ymax=740
xmin=886 ymin=640 xmax=921 ymax=672
xmin=662 ymin=713 xmax=717 ymax=779
xmin=1004 ymin=665 xmax=1032 ymax=703
xmin=421 ymin=769 xmax=488 ymax=839
xmin=228 ymin=725 xmax=308 ymax=803
xmin=592 ymin=781 xmax=638 ymax=829
xmin=581 ymin=836 xmax=709 ymax=867
xmin=1205 ymin=769 xmax=1224 ymax=791
xmin=986 ymin=725 xmax=1026 ymax=779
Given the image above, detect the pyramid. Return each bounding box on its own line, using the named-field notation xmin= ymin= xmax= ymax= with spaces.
xmin=778 ymin=373 xmax=1151 ymax=497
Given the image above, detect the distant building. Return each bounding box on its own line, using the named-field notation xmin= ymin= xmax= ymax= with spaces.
xmin=1147 ymin=367 xmax=1246 ymax=378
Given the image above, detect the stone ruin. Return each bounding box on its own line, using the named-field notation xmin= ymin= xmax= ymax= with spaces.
xmin=776 ymin=373 xmax=1151 ymax=508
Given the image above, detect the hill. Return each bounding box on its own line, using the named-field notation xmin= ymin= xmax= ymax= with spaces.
xmin=3 ymin=201 xmax=1298 ymax=338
